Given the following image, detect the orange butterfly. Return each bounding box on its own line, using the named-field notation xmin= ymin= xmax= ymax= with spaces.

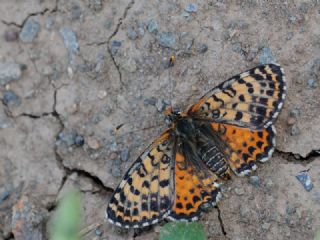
xmin=106 ymin=64 xmax=286 ymax=228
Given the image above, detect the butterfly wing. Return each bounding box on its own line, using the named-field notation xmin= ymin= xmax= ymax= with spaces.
xmin=168 ymin=142 xmax=221 ymax=221
xmin=106 ymin=130 xmax=175 ymax=228
xmin=188 ymin=64 xmax=286 ymax=130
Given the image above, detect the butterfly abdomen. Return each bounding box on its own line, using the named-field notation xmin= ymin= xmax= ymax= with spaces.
xmin=198 ymin=142 xmax=229 ymax=178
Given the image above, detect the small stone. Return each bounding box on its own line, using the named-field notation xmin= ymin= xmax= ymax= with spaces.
xmin=0 ymin=190 xmax=10 ymax=204
xmin=0 ymin=62 xmax=23 ymax=85
xmin=58 ymin=131 xmax=77 ymax=146
xmin=232 ymin=42 xmax=243 ymax=54
xmin=296 ymin=171 xmax=313 ymax=191
xmin=259 ymin=47 xmax=275 ymax=65
xmin=95 ymin=228 xmax=103 ymax=236
xmin=111 ymin=165 xmax=121 ymax=178
xmin=158 ymin=32 xmax=177 ymax=49
xmin=70 ymin=4 xmax=82 ymax=20
xmin=74 ymin=135 xmax=85 ymax=146
xmin=229 ymin=20 xmax=249 ymax=30
xmin=262 ymin=222 xmax=271 ymax=230
xmin=19 ymin=19 xmax=40 ymax=43
xmin=98 ymin=90 xmax=107 ymax=99
xmin=287 ymin=117 xmax=296 ymax=126
xmin=234 ymin=187 xmax=245 ymax=195
xmin=307 ymin=79 xmax=317 ymax=88
xmin=2 ymin=90 xmax=21 ymax=107
xmin=311 ymin=58 xmax=320 ymax=75
xmin=137 ymin=23 xmax=145 ymax=37
xmin=286 ymin=32 xmax=294 ymax=41
xmin=265 ymin=179 xmax=274 ymax=190
xmin=290 ymin=125 xmax=300 ymax=136
xmin=4 ymin=29 xmax=18 ymax=42
xmin=196 ymin=43 xmax=208 ymax=54
xmin=249 ymin=176 xmax=260 ymax=187
xmin=59 ymin=27 xmax=79 ymax=54
xmin=127 ymin=27 xmax=138 ymax=40
xmin=110 ymin=152 xmax=118 ymax=160
xmin=286 ymin=203 xmax=296 ymax=215
xmin=185 ymin=3 xmax=198 ymax=13
xmin=289 ymin=108 xmax=300 ymax=118
xmin=111 ymin=40 xmax=121 ymax=55
xmin=147 ymin=19 xmax=158 ymax=33
xmin=144 ymin=97 xmax=157 ymax=106
xmin=87 ymin=137 xmax=100 ymax=150
xmin=156 ymin=99 xmax=165 ymax=112
xmin=289 ymin=15 xmax=297 ymax=23
xmin=120 ymin=148 xmax=130 ymax=162
xmin=45 ymin=17 xmax=54 ymax=29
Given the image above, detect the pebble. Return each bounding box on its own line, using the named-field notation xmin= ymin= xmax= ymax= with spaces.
xmin=289 ymin=108 xmax=300 ymax=118
xmin=286 ymin=32 xmax=294 ymax=41
xmin=127 ymin=27 xmax=138 ymax=40
xmin=259 ymin=47 xmax=275 ymax=65
xmin=147 ymin=19 xmax=158 ymax=33
xmin=287 ymin=117 xmax=296 ymax=126
xmin=87 ymin=137 xmax=100 ymax=150
xmin=58 ymin=131 xmax=78 ymax=146
xmin=74 ymin=135 xmax=85 ymax=146
xmin=232 ymin=42 xmax=243 ymax=54
xmin=144 ymin=97 xmax=157 ymax=106
xmin=158 ymin=32 xmax=177 ymax=49
xmin=249 ymin=176 xmax=260 ymax=187
xmin=185 ymin=3 xmax=198 ymax=13
xmin=95 ymin=228 xmax=103 ymax=237
xmin=59 ymin=27 xmax=79 ymax=54
xmin=137 ymin=23 xmax=145 ymax=37
xmin=286 ymin=203 xmax=296 ymax=215
xmin=0 ymin=62 xmax=24 ymax=85
xmin=120 ymin=148 xmax=130 ymax=162
xmin=196 ymin=43 xmax=208 ymax=54
xmin=234 ymin=187 xmax=245 ymax=195
xmin=98 ymin=90 xmax=107 ymax=99
xmin=111 ymin=163 xmax=121 ymax=177
xmin=0 ymin=190 xmax=10 ymax=204
xmin=311 ymin=58 xmax=320 ymax=75
xmin=109 ymin=152 xmax=118 ymax=160
xmin=290 ymin=125 xmax=300 ymax=136
xmin=19 ymin=19 xmax=40 ymax=43
xmin=262 ymin=222 xmax=271 ymax=230
xmin=2 ymin=90 xmax=21 ymax=107
xmin=70 ymin=4 xmax=82 ymax=20
xmin=307 ymin=79 xmax=317 ymax=88
xmin=110 ymin=40 xmax=121 ymax=55
xmin=156 ymin=99 xmax=165 ymax=112
xmin=265 ymin=179 xmax=274 ymax=190
xmin=296 ymin=171 xmax=313 ymax=191
xmin=4 ymin=29 xmax=18 ymax=42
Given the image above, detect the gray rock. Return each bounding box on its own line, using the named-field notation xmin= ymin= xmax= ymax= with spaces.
xmin=156 ymin=99 xmax=165 ymax=112
xmin=265 ymin=179 xmax=274 ymax=191
xmin=262 ymin=222 xmax=271 ymax=230
xmin=2 ymin=90 xmax=21 ymax=107
xmin=120 ymin=148 xmax=130 ymax=162
xmin=144 ymin=97 xmax=157 ymax=106
xmin=290 ymin=125 xmax=300 ymax=136
xmin=249 ymin=175 xmax=260 ymax=187
xmin=185 ymin=3 xmax=198 ymax=13
xmin=74 ymin=135 xmax=85 ymax=146
xmin=158 ymin=32 xmax=177 ymax=49
xmin=234 ymin=187 xmax=245 ymax=195
xmin=289 ymin=108 xmax=300 ymax=118
xmin=296 ymin=171 xmax=313 ymax=191
xmin=307 ymin=79 xmax=317 ymax=88
xmin=311 ymin=58 xmax=320 ymax=76
xmin=110 ymin=40 xmax=121 ymax=55
xmin=0 ymin=62 xmax=23 ymax=85
xmin=19 ymin=19 xmax=41 ymax=43
xmin=232 ymin=42 xmax=243 ymax=54
xmin=111 ymin=164 xmax=121 ymax=178
xmin=57 ymin=130 xmax=80 ymax=147
xmin=137 ymin=23 xmax=145 ymax=37
xmin=4 ymin=29 xmax=18 ymax=42
xmin=59 ymin=27 xmax=79 ymax=54
xmin=70 ymin=4 xmax=82 ymax=20
xmin=259 ymin=47 xmax=275 ymax=65
xmin=0 ymin=190 xmax=10 ymax=204
xmin=286 ymin=203 xmax=296 ymax=215
xmin=95 ymin=228 xmax=103 ymax=236
xmin=127 ymin=27 xmax=138 ymax=40
xmin=147 ymin=19 xmax=158 ymax=34
xmin=196 ymin=43 xmax=208 ymax=54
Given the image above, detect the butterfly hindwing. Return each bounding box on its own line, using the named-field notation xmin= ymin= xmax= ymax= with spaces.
xmin=189 ymin=64 xmax=286 ymax=130
xmin=168 ymin=148 xmax=221 ymax=221
xmin=210 ymin=123 xmax=276 ymax=176
xmin=106 ymin=130 xmax=175 ymax=228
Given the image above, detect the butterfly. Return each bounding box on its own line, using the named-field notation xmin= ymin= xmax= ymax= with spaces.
xmin=106 ymin=64 xmax=286 ymax=228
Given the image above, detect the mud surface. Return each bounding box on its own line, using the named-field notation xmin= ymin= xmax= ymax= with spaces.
xmin=0 ymin=1 xmax=319 ymax=239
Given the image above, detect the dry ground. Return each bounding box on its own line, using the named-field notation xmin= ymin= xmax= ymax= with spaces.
xmin=0 ymin=0 xmax=319 ymax=239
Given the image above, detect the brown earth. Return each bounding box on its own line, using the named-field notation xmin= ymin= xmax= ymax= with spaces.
xmin=0 ymin=1 xmax=319 ymax=239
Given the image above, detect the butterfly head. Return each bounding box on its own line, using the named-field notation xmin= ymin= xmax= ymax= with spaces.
xmin=164 ymin=106 xmax=185 ymax=125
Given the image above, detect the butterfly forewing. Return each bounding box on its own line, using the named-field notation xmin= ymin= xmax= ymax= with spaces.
xmin=188 ymin=64 xmax=286 ymax=130
xmin=106 ymin=130 xmax=175 ymax=228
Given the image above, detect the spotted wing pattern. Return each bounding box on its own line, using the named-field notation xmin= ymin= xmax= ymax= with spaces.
xmin=189 ymin=64 xmax=286 ymax=130
xmin=168 ymin=151 xmax=221 ymax=221
xmin=210 ymin=123 xmax=276 ymax=176
xmin=106 ymin=130 xmax=175 ymax=228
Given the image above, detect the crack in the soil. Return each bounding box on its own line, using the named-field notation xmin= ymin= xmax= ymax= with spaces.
xmin=275 ymin=148 xmax=320 ymax=164
xmin=216 ymin=206 xmax=227 ymax=236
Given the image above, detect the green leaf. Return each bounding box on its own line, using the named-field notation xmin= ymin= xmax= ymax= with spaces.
xmin=49 ymin=189 xmax=83 ymax=240
xmin=315 ymin=229 xmax=320 ymax=240
xmin=160 ymin=222 xmax=207 ymax=240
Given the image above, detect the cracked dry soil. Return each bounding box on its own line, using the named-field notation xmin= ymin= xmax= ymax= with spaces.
xmin=0 ymin=1 xmax=320 ymax=240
